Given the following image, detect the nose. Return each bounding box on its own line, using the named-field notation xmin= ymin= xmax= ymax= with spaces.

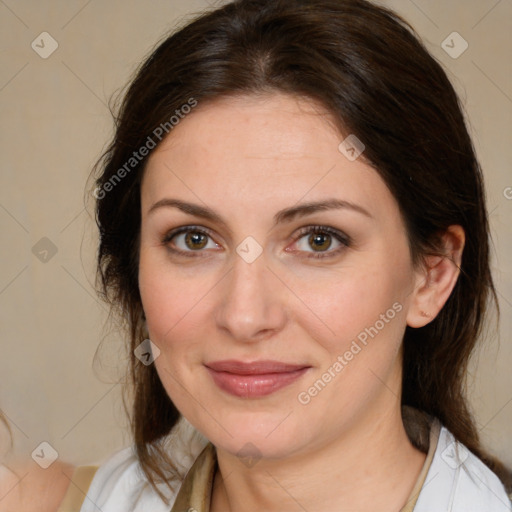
xmin=214 ymin=249 xmax=287 ymax=343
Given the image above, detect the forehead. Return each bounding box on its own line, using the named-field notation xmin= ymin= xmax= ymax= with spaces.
xmin=147 ymin=94 xmax=341 ymax=167
xmin=141 ymin=93 xmax=395 ymax=225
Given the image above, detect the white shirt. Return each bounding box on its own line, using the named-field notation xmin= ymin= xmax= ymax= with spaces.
xmin=80 ymin=416 xmax=512 ymax=512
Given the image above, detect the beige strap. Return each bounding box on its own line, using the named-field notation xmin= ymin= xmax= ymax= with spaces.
xmin=57 ymin=465 xmax=99 ymax=512
xmin=400 ymin=419 xmax=440 ymax=512
xmin=170 ymin=443 xmax=217 ymax=512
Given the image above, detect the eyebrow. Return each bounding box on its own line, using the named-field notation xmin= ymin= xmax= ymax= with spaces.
xmin=147 ymin=198 xmax=372 ymax=227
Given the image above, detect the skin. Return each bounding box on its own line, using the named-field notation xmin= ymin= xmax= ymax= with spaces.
xmin=139 ymin=93 xmax=464 ymax=512
xmin=0 ymin=458 xmax=74 ymax=512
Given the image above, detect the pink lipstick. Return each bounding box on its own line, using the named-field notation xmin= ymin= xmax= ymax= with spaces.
xmin=205 ymin=360 xmax=310 ymax=398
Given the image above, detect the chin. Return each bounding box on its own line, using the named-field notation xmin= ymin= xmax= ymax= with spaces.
xmin=194 ymin=408 xmax=309 ymax=461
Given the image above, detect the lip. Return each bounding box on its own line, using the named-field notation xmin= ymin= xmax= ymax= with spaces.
xmin=205 ymin=360 xmax=310 ymax=398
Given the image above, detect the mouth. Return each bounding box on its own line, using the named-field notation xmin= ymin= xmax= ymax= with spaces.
xmin=204 ymin=360 xmax=311 ymax=398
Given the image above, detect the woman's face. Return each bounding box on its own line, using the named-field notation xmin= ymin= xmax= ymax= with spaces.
xmin=139 ymin=93 xmax=419 ymax=459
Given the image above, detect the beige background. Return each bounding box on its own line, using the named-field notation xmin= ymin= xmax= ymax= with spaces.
xmin=0 ymin=0 xmax=511 ymax=471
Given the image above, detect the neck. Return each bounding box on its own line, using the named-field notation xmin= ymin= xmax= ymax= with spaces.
xmin=210 ymin=394 xmax=426 ymax=512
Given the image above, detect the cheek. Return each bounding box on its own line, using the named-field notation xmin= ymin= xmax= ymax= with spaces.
xmin=284 ymin=245 xmax=413 ymax=411
xmin=290 ymin=270 xmax=408 ymax=420
xmin=139 ymin=260 xmax=220 ymax=432
xmin=140 ymin=246 xmax=200 ymax=332
xmin=289 ymin=261 xmax=409 ymax=351
xmin=138 ymin=257 xmax=207 ymax=409
xmin=138 ymin=248 xmax=219 ymax=369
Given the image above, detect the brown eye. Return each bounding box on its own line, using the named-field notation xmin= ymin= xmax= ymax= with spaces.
xmin=308 ymin=232 xmax=332 ymax=252
xmin=162 ymin=226 xmax=220 ymax=256
xmin=185 ymin=231 xmax=208 ymax=250
xmin=291 ymin=226 xmax=350 ymax=260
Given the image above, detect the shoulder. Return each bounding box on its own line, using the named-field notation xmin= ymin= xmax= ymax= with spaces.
xmin=0 ymin=459 xmax=74 ymax=512
xmin=82 ymin=417 xmax=209 ymax=512
xmin=80 ymin=445 xmax=172 ymax=512
xmin=414 ymin=425 xmax=512 ymax=511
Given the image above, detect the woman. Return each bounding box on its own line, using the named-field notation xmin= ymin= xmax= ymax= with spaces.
xmin=63 ymin=0 xmax=512 ymax=510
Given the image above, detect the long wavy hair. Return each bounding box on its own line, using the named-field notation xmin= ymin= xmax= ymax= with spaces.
xmin=92 ymin=0 xmax=512 ymax=501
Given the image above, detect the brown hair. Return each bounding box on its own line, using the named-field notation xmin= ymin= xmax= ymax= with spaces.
xmin=93 ymin=0 xmax=512 ymax=500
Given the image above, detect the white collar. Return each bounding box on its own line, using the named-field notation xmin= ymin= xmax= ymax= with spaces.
xmin=413 ymin=425 xmax=511 ymax=511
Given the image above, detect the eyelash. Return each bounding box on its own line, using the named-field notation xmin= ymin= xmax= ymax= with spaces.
xmin=161 ymin=225 xmax=351 ymax=260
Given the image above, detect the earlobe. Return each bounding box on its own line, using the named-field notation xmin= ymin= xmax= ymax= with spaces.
xmin=406 ymin=225 xmax=465 ymax=328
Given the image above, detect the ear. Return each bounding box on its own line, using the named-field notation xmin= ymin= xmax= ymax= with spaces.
xmin=406 ymin=225 xmax=465 ymax=328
